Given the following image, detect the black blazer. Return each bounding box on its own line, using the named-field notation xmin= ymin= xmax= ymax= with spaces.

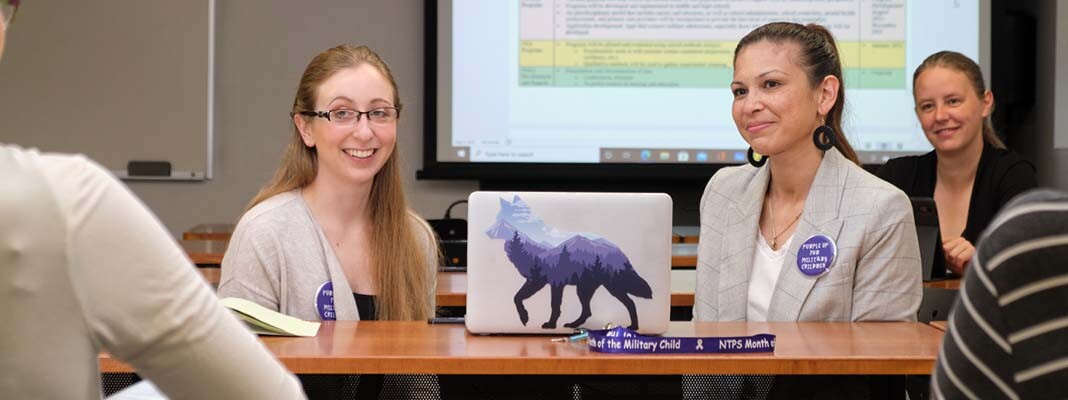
xmin=876 ymin=143 xmax=1037 ymax=244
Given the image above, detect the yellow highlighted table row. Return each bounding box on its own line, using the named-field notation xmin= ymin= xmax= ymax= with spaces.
xmin=519 ymin=40 xmax=905 ymax=69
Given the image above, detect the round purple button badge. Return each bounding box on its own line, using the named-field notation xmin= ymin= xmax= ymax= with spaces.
xmin=796 ymin=234 xmax=836 ymax=277
xmin=314 ymin=281 xmax=336 ymax=320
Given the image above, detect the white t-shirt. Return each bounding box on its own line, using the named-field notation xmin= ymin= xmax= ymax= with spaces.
xmin=0 ymin=145 xmax=304 ymax=399
xmin=746 ymin=232 xmax=793 ymax=321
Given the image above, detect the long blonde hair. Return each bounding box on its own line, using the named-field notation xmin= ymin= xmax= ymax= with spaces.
xmin=247 ymin=44 xmax=434 ymax=321
xmin=913 ymin=51 xmax=1006 ymax=150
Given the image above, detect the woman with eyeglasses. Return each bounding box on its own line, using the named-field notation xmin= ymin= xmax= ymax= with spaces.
xmin=877 ymin=51 xmax=1037 ymax=276
xmin=0 ymin=3 xmax=305 ymax=399
xmin=220 ymin=44 xmax=436 ymax=325
xmin=218 ymin=44 xmax=439 ymax=396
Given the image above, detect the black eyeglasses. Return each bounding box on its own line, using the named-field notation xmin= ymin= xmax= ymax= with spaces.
xmin=293 ymin=107 xmax=401 ymax=127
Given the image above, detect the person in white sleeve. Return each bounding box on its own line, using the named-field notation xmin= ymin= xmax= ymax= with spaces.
xmin=0 ymin=3 xmax=305 ymax=399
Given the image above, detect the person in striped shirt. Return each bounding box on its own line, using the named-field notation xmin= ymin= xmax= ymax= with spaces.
xmin=933 ymin=188 xmax=1068 ymax=399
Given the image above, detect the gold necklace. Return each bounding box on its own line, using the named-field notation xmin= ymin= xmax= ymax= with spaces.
xmin=769 ymin=194 xmax=803 ymax=249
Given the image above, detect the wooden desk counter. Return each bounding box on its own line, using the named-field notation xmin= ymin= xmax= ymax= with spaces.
xmin=182 ymin=223 xmax=235 ymax=241
xmin=198 ymin=267 xmax=221 ymax=286
xmin=198 ymin=270 xmax=695 ymax=306
xmin=437 ymin=270 xmax=696 ymax=308
xmin=194 ymin=270 xmax=691 ymax=307
xmin=673 ymin=226 xmax=701 ymax=244
xmin=201 ymin=266 xmax=939 ymax=310
xmin=101 ymin=321 xmax=942 ymax=375
xmin=178 ymin=225 xmax=954 ymax=280
xmin=922 ymin=279 xmax=961 ymax=290
xmin=671 ymin=243 xmax=697 ymax=268
xmin=181 ymin=239 xmax=229 ymax=265
xmin=436 ymin=272 xmax=466 ymax=307
xmin=183 ymin=241 xmax=701 ymax=269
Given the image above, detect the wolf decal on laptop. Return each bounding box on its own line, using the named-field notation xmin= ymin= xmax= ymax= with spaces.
xmin=466 ymin=191 xmax=670 ymax=335
xmin=486 ymin=195 xmax=653 ymax=330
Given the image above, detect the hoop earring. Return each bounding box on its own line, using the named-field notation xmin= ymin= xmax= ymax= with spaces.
xmin=812 ymin=125 xmax=837 ymax=151
xmin=747 ymin=147 xmax=767 ymax=167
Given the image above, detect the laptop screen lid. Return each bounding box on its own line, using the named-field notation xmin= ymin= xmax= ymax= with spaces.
xmin=911 ymin=197 xmax=947 ymax=281
xmin=465 ymin=191 xmax=672 ymax=335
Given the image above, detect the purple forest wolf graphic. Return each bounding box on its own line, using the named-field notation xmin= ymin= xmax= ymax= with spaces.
xmin=485 ymin=195 xmax=653 ymax=330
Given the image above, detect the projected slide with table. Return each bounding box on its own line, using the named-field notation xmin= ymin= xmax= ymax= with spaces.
xmin=440 ymin=0 xmax=981 ymax=165
xmin=518 ymin=1 xmax=905 ymax=89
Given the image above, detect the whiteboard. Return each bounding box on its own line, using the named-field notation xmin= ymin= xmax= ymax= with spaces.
xmin=0 ymin=0 xmax=214 ymax=180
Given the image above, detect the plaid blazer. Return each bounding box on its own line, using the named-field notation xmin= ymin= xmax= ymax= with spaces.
xmin=694 ymin=148 xmax=922 ymax=322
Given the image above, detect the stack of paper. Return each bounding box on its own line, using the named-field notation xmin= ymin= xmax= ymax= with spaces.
xmin=220 ymin=297 xmax=320 ymax=337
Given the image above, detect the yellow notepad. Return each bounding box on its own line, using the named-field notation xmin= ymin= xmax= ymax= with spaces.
xmin=220 ymin=297 xmax=320 ymax=337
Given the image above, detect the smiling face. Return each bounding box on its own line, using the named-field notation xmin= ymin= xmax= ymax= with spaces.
xmin=913 ymin=66 xmax=992 ymax=156
xmin=294 ymin=63 xmax=398 ymax=186
xmin=730 ymin=40 xmax=837 ymax=158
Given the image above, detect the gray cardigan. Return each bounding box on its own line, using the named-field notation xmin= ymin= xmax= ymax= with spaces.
xmin=694 ymin=148 xmax=922 ymax=322
xmin=219 ymin=190 xmax=437 ymax=321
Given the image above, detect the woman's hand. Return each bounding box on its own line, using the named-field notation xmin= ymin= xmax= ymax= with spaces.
xmin=942 ymin=236 xmax=975 ymax=275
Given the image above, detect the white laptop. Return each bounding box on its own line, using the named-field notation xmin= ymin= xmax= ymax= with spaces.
xmin=465 ymin=191 xmax=672 ymax=335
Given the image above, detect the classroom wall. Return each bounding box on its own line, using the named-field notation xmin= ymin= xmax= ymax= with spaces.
xmin=1053 ymin=0 xmax=1068 ymax=189
xmin=123 ymin=0 xmax=477 ymax=236
xmin=1009 ymin=0 xmax=1068 ymax=191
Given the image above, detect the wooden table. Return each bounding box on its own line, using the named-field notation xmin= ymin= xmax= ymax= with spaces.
xmin=182 ymin=223 xmax=235 ymax=241
xmin=181 ymin=239 xmax=229 ymax=265
xmin=179 ymin=239 xmax=701 ymax=269
xmin=197 ymin=260 xmax=946 ymax=310
xmin=100 ymin=321 xmax=942 ymax=375
xmin=177 ymin=224 xmax=952 ymax=279
xmin=672 ymin=226 xmax=701 ymax=244
xmin=194 ymin=270 xmax=695 ymax=307
xmin=922 ymin=279 xmax=961 ymax=290
xmin=437 ymin=270 xmax=696 ymax=308
xmin=189 ymin=224 xmax=702 ymax=245
xmin=437 ymin=271 xmax=959 ymax=309
xmin=197 ymin=267 xmax=221 ymax=286
xmin=198 ymin=269 xmax=957 ymax=312
xmin=671 ymin=243 xmax=697 ymax=268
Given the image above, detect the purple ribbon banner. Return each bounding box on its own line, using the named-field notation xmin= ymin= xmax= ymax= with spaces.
xmin=586 ymin=326 xmax=776 ymax=354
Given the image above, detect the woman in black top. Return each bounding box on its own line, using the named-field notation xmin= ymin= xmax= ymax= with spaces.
xmin=877 ymin=51 xmax=1036 ymax=275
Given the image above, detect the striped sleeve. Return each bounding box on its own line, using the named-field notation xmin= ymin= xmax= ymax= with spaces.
xmin=932 ymin=189 xmax=1068 ymax=400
